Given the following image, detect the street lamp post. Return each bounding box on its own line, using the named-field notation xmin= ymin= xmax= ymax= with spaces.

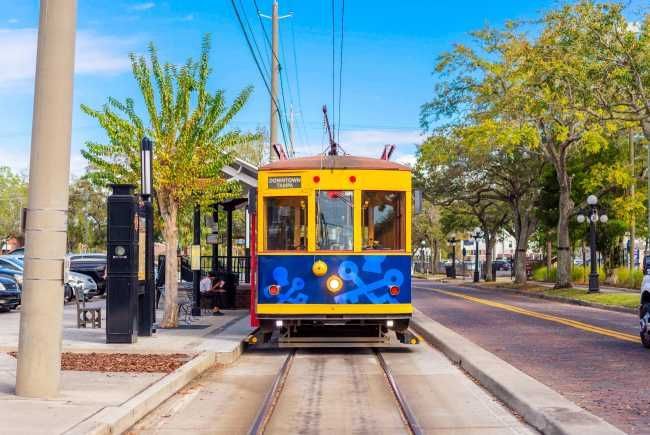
xmin=420 ymin=240 xmax=427 ymax=278
xmin=576 ymin=194 xmax=608 ymax=293
xmin=471 ymin=227 xmax=483 ymax=283
xmin=139 ymin=137 xmax=154 ymax=336
xmin=447 ymin=235 xmax=457 ymax=278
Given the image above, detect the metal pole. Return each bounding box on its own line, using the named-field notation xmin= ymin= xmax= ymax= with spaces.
xmin=16 ymin=0 xmax=77 ymax=398
xmin=589 ymin=205 xmax=600 ymax=292
xmin=191 ymin=205 xmax=202 ymax=316
xmin=450 ymin=239 xmax=456 ymax=278
xmin=630 ymin=129 xmax=636 ymax=270
xmin=269 ymin=0 xmax=279 ymax=160
xmin=473 ymin=238 xmax=480 ymax=282
xmin=211 ymin=205 xmax=218 ymax=275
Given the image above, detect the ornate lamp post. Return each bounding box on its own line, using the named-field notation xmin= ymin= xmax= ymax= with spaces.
xmin=420 ymin=240 xmax=427 ymax=277
xmin=576 ymin=194 xmax=608 ymax=293
xmin=471 ymin=227 xmax=483 ymax=283
xmin=447 ymin=234 xmax=457 ymax=278
xmin=139 ymin=137 xmax=155 ymax=334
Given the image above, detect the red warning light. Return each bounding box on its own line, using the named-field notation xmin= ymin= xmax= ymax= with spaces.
xmin=313 ymin=175 xmax=320 ymax=183
xmin=389 ymin=285 xmax=400 ymax=296
xmin=269 ymin=285 xmax=280 ymax=296
xmin=349 ymin=175 xmax=357 ymax=183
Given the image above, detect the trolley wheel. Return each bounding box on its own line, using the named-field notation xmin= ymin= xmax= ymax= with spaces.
xmin=640 ymin=303 xmax=650 ymax=349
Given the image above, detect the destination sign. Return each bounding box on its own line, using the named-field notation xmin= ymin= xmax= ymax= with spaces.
xmin=268 ymin=176 xmax=301 ymax=189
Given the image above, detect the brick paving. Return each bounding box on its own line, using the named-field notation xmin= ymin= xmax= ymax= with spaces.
xmin=413 ymin=278 xmax=648 ymax=434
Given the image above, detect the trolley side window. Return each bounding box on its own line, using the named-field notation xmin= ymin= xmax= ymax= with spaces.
xmin=316 ymin=191 xmax=354 ymax=251
xmin=265 ymin=196 xmax=308 ymax=251
xmin=362 ymin=191 xmax=405 ymax=250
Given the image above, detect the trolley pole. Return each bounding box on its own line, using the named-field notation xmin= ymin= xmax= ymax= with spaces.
xmin=16 ymin=0 xmax=77 ymax=398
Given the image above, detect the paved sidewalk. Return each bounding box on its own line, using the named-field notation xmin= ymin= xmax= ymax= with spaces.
xmin=0 ymin=300 xmax=254 ymax=434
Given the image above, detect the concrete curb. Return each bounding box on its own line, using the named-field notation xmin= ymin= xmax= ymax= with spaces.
xmin=63 ymin=337 xmax=248 ymax=435
xmin=411 ymin=309 xmax=624 ymax=435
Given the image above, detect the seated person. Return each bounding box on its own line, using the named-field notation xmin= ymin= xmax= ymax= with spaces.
xmin=199 ymin=272 xmax=225 ymax=316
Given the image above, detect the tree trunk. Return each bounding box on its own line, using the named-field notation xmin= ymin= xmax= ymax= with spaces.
xmin=485 ymin=233 xmax=496 ymax=281
xmin=555 ymin=168 xmax=573 ymax=288
xmin=160 ymin=197 xmax=179 ymax=328
xmin=546 ymin=239 xmax=552 ymax=281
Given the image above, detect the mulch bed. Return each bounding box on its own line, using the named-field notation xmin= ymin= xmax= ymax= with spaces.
xmin=7 ymin=352 xmax=192 ymax=373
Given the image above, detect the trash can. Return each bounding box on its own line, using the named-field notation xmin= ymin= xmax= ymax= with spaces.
xmin=445 ymin=265 xmax=455 ymax=278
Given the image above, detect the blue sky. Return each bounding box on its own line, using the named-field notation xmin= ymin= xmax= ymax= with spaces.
xmin=0 ymin=0 xmax=580 ymax=174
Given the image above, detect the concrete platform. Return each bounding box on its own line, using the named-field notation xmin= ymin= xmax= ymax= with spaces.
xmin=0 ymin=302 xmax=254 ymax=435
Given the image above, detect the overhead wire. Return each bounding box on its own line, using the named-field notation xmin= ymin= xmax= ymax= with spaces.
xmin=231 ymin=0 xmax=289 ymax=148
xmin=288 ymin=5 xmax=310 ymax=149
xmin=337 ymin=0 xmax=345 ymax=145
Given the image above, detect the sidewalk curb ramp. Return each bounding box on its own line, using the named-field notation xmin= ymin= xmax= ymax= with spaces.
xmin=63 ymin=322 xmax=249 ymax=435
xmin=411 ymin=309 xmax=624 ymax=435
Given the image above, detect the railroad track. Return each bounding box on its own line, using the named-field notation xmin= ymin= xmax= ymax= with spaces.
xmin=247 ymin=346 xmax=423 ymax=435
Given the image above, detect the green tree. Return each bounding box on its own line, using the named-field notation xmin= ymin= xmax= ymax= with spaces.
xmin=82 ymin=35 xmax=260 ymax=327
xmin=67 ymin=178 xmax=108 ymax=252
xmin=0 ymin=167 xmax=28 ymax=248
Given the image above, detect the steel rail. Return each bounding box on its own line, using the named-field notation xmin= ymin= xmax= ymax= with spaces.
xmin=374 ymin=349 xmax=424 ymax=435
xmin=247 ymin=349 xmax=296 ymax=435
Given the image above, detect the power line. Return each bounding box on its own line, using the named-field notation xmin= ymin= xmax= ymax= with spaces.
xmin=337 ymin=0 xmax=345 ymax=144
xmin=331 ymin=0 xmax=336 ymax=139
xmin=238 ymin=0 xmax=270 ymax=77
xmin=230 ymin=0 xmax=289 ymax=147
xmin=289 ymin=13 xmax=310 ymax=147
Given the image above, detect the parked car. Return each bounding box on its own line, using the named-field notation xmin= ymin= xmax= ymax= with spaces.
xmin=69 ymin=254 xmax=106 ymax=295
xmin=0 ymin=275 xmax=21 ymax=311
xmin=67 ymin=271 xmax=98 ymax=300
xmin=0 ymin=255 xmax=23 ymax=271
xmin=0 ymin=267 xmax=22 ymax=289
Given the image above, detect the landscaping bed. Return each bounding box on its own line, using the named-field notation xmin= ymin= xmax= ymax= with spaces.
xmin=8 ymin=352 xmax=192 ymax=373
xmin=482 ymin=281 xmax=639 ymax=310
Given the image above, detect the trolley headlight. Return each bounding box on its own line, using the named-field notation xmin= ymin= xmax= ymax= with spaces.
xmin=389 ymin=285 xmax=400 ymax=296
xmin=275 ymin=320 xmax=283 ymax=328
xmin=386 ymin=320 xmax=394 ymax=328
xmin=268 ymin=284 xmax=280 ymax=296
xmin=326 ymin=275 xmax=343 ymax=293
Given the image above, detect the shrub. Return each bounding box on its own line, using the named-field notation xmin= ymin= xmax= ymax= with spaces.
xmin=615 ymin=267 xmax=644 ymax=289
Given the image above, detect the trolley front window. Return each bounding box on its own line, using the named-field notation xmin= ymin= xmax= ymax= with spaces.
xmin=265 ymin=196 xmax=307 ymax=251
xmin=362 ymin=191 xmax=405 ymax=250
xmin=316 ymin=191 xmax=354 ymax=251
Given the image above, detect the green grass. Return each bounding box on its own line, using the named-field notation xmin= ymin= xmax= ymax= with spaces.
xmin=539 ymin=288 xmax=639 ymax=309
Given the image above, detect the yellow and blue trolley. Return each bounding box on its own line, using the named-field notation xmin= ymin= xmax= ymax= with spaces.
xmin=251 ymin=154 xmax=417 ymax=346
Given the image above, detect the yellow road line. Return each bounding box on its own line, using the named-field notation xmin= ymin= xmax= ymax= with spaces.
xmin=414 ymin=285 xmax=639 ymax=343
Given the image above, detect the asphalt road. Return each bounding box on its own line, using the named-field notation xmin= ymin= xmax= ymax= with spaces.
xmin=412 ymin=278 xmax=648 ymax=434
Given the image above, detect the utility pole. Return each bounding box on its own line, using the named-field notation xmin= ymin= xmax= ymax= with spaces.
xmin=630 ymin=129 xmax=636 ymax=269
xmin=260 ymin=1 xmax=291 ymax=161
xmin=16 ymin=0 xmax=77 ymax=398
xmin=269 ymin=0 xmax=279 ymax=159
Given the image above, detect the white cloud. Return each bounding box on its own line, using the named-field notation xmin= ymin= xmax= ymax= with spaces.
xmin=0 ymin=144 xmax=87 ymax=179
xmin=628 ymin=21 xmax=641 ymax=34
xmin=0 ymin=28 xmax=133 ymax=91
xmin=181 ymin=14 xmax=195 ymax=22
xmin=297 ymin=129 xmax=423 ymax=161
xmin=7 ymin=18 xmax=18 ymax=24
xmin=129 ymin=2 xmax=155 ymax=11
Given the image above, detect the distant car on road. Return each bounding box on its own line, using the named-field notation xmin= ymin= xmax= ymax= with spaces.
xmin=0 ymin=275 xmax=21 ymax=311
xmin=67 ymin=271 xmax=98 ymax=300
xmin=493 ymin=259 xmax=511 ymax=271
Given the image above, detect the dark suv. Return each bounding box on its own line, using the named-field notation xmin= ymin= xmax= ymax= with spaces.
xmin=69 ymin=254 xmax=107 ymax=295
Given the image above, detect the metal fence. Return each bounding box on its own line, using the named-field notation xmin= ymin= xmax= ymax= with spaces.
xmin=200 ymin=255 xmax=251 ymax=284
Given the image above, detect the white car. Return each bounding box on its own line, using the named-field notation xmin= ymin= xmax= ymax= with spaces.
xmin=639 ymin=275 xmax=650 ymax=347
xmin=66 ymin=271 xmax=98 ymax=301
